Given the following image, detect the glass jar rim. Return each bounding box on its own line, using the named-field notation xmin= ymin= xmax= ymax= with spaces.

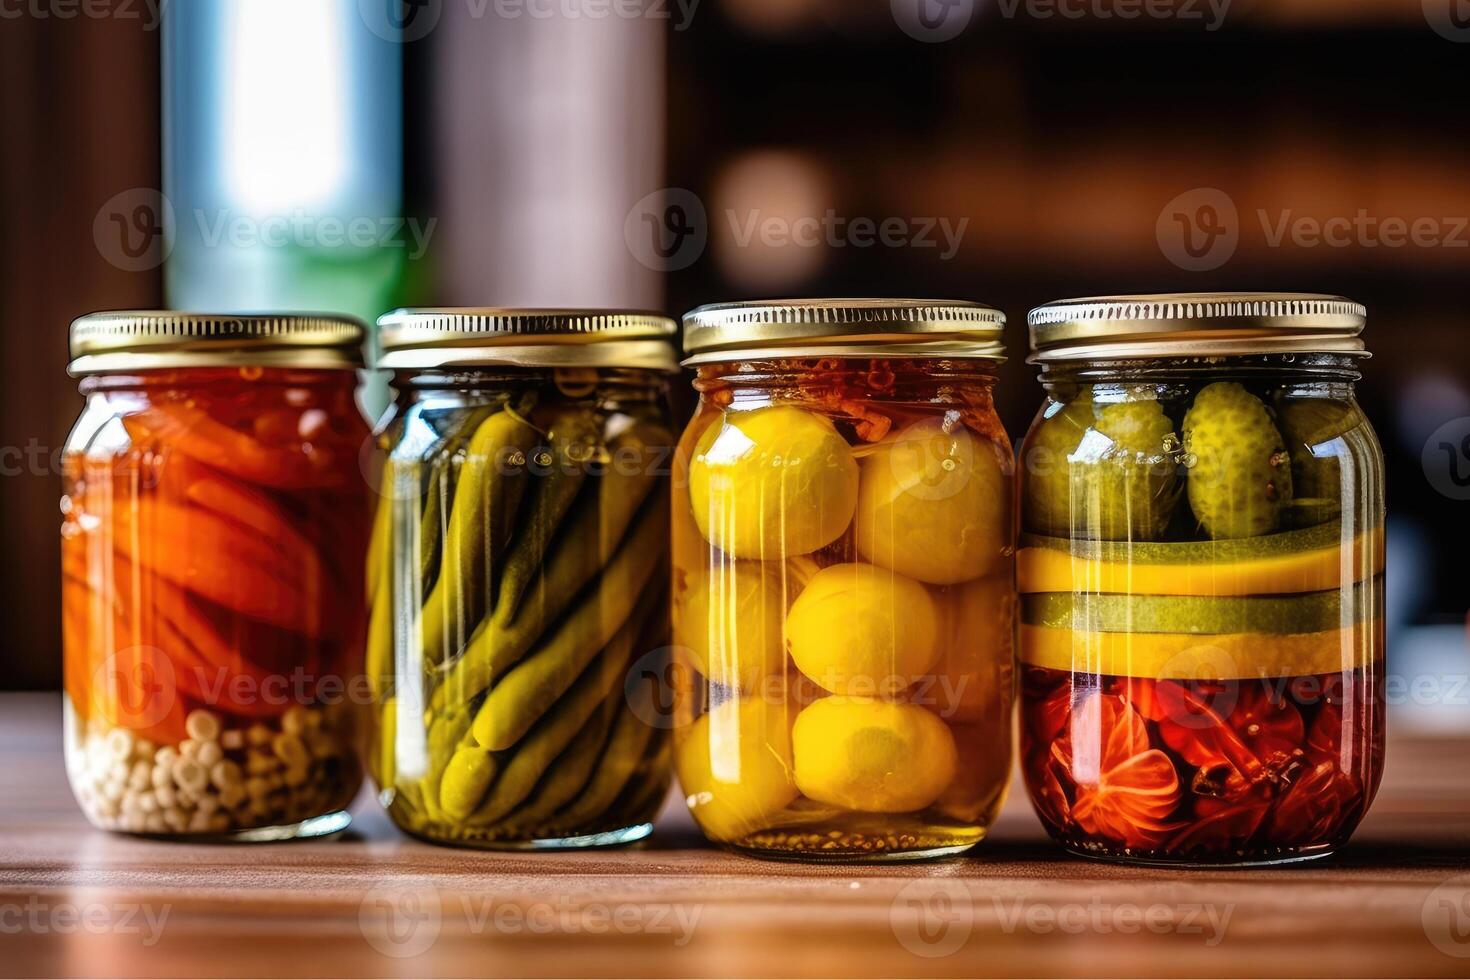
xmin=681 ymin=298 xmax=1006 ymax=366
xmin=68 ymin=311 xmax=366 ymax=375
xmin=377 ymin=308 xmax=679 ymax=372
xmin=1027 ymin=293 xmax=1366 ymax=364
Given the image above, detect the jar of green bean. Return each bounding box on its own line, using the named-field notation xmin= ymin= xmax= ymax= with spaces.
xmin=367 ymin=309 xmax=678 ymax=848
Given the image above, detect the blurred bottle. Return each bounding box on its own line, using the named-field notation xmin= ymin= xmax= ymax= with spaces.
xmin=163 ymin=0 xmax=406 ymax=412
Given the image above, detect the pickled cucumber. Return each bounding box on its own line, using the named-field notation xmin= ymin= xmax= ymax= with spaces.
xmin=1277 ymin=397 xmax=1364 ymax=504
xmin=1183 ymin=382 xmax=1293 ymax=539
xmin=1023 ymin=391 xmax=1180 ymax=542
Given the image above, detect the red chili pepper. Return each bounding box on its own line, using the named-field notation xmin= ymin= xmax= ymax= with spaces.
xmin=1156 ymin=682 xmax=1304 ymax=780
xmin=1304 ymin=700 xmax=1345 ymax=766
xmin=1027 ymin=749 xmax=1073 ymax=830
xmin=1024 ymin=669 xmax=1072 ymax=743
xmin=1262 ymin=760 xmax=1362 ymax=847
xmin=1052 ymin=694 xmax=1183 ymax=850
xmin=1107 ymin=676 xmax=1167 ymax=721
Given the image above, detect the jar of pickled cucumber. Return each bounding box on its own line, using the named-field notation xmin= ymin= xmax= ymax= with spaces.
xmin=62 ymin=312 xmax=372 ymax=840
xmin=1017 ymin=294 xmax=1385 ymax=866
xmin=671 ymin=299 xmax=1015 ymax=861
xmin=368 ymin=309 xmax=678 ymax=849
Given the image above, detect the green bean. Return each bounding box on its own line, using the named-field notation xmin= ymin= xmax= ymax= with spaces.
xmin=418 ymin=700 xmax=478 ymax=821
xmin=500 ymin=695 xmax=618 ymax=831
xmin=494 ymin=410 xmax=601 ymax=620
xmin=429 ymin=423 xmax=664 ymax=711
xmin=550 ymin=680 xmax=659 ymax=830
xmin=469 ymin=494 xmax=669 ymax=750
xmin=366 ymin=460 xmax=392 ymax=606
xmin=419 ymin=409 xmax=539 ymax=668
xmin=374 ymin=695 xmax=398 ymax=790
xmin=461 ymin=614 xmax=637 ymax=826
xmin=418 ymin=406 xmax=497 ymax=595
xmin=608 ymin=736 xmax=673 ymax=829
xmin=439 ymin=744 xmax=499 ymax=821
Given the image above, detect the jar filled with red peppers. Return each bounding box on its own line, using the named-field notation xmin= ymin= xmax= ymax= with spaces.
xmin=672 ymin=300 xmax=1015 ymax=860
xmin=1018 ymin=294 xmax=1385 ymax=866
xmin=61 ymin=312 xmax=372 ymax=840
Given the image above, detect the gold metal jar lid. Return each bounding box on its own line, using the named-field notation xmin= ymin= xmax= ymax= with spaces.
xmin=1027 ymin=293 xmax=1367 ymax=364
xmin=68 ymin=311 xmax=366 ymax=375
xmin=681 ymin=298 xmax=1007 ymax=366
xmin=377 ymin=308 xmax=680 ymax=372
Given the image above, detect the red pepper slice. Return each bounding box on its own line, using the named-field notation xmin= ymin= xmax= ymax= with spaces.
xmin=1051 ymin=694 xmax=1183 ymax=850
xmin=1263 ymin=761 xmax=1361 ymax=847
xmin=1156 ymin=682 xmax=1303 ymax=780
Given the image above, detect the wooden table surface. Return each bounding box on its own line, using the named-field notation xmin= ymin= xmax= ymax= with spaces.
xmin=4 ymin=692 xmax=1470 ymax=979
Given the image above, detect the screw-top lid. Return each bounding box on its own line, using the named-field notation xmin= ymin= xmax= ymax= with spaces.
xmin=377 ymin=308 xmax=679 ymax=371
xmin=1027 ymin=293 xmax=1367 ymax=363
xmin=68 ymin=311 xmax=366 ymax=375
xmin=681 ymin=298 xmax=1006 ymax=366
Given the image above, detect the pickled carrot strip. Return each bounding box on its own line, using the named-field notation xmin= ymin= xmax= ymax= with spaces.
xmin=128 ymin=404 xmax=350 ymax=490
xmin=156 ymin=453 xmax=329 ymax=584
xmin=111 ymin=500 xmax=326 ymax=638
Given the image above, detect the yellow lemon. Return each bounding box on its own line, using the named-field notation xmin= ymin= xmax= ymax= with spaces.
xmin=675 ymin=561 xmax=791 ymax=691
xmin=927 ymin=575 xmax=1015 ymax=724
xmin=688 ymin=406 xmax=859 ymax=559
xmin=855 ymin=417 xmax=1008 ymax=585
xmin=792 ymin=697 xmax=958 ymax=813
xmin=676 ymin=698 xmax=798 ymax=842
xmin=786 ymin=563 xmax=940 ymax=697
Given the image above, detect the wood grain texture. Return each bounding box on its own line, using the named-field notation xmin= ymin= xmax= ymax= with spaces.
xmin=2 ymin=692 xmax=1469 ymax=979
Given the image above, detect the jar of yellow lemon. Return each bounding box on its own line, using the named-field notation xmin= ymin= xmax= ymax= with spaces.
xmin=671 ymin=299 xmax=1015 ymax=860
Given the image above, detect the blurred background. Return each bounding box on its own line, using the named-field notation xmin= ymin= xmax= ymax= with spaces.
xmin=1 ymin=0 xmax=1466 ymax=729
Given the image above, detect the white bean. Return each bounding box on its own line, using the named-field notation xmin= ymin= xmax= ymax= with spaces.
xmin=185 ymin=710 xmax=221 ymax=742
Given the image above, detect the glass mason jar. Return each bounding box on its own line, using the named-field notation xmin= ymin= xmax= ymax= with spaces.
xmin=368 ymin=309 xmax=679 ymax=849
xmin=672 ymin=300 xmax=1016 ymax=861
xmin=61 ymin=312 xmax=372 ymax=840
xmin=1017 ymin=294 xmax=1385 ymax=866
